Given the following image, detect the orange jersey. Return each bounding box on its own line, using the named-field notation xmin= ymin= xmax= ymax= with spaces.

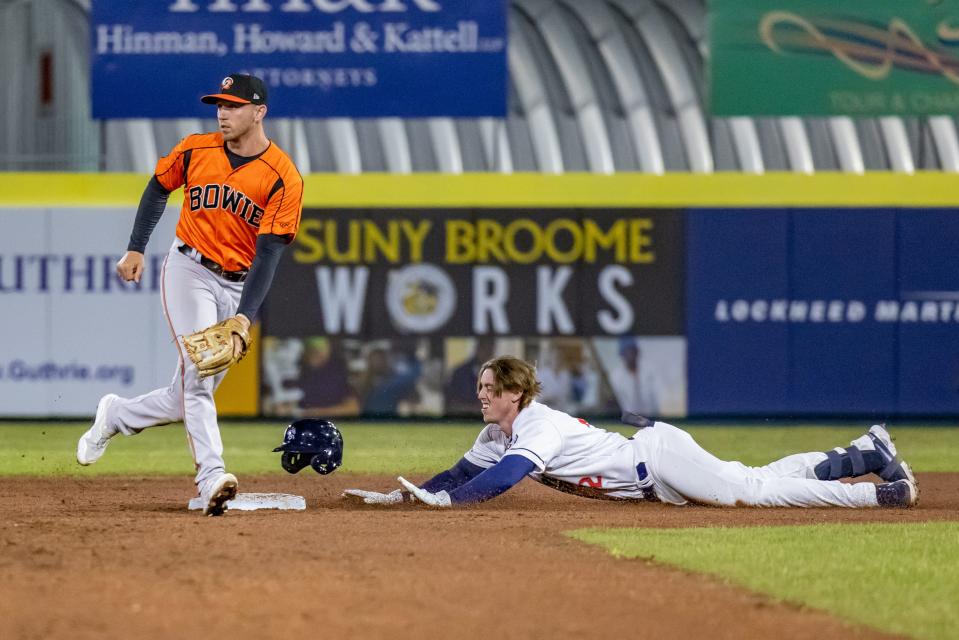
xmin=154 ymin=132 xmax=303 ymax=272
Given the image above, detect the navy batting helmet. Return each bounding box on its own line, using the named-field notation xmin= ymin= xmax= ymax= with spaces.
xmin=272 ymin=419 xmax=343 ymax=475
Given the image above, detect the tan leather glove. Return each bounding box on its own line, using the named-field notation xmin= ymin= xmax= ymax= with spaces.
xmin=182 ymin=316 xmax=252 ymax=378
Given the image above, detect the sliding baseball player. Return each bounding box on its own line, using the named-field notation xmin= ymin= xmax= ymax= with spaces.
xmin=344 ymin=356 xmax=917 ymax=509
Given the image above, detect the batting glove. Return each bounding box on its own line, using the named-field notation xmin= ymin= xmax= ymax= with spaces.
xmin=342 ymin=488 xmax=407 ymax=505
xmin=397 ymin=476 xmax=452 ymax=508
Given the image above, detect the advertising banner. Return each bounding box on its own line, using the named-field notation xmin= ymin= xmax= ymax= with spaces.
xmin=260 ymin=208 xmax=688 ymax=419
xmin=0 ymin=208 xmax=179 ymax=415
xmin=267 ymin=208 xmax=685 ymax=337
xmin=91 ymin=0 xmax=507 ymax=118
xmin=687 ymin=208 xmax=959 ymax=416
xmin=710 ymin=0 xmax=959 ymax=116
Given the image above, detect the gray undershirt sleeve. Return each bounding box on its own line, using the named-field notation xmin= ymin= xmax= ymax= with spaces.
xmin=127 ymin=176 xmax=171 ymax=253
xmin=236 ymin=233 xmax=288 ymax=321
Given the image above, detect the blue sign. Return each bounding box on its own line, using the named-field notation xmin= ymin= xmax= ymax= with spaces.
xmin=91 ymin=0 xmax=507 ymax=118
xmin=687 ymin=209 xmax=959 ymax=417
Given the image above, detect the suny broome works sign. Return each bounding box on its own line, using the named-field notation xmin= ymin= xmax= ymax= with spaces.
xmin=91 ymin=0 xmax=507 ymax=118
xmin=265 ymin=208 xmax=685 ymax=338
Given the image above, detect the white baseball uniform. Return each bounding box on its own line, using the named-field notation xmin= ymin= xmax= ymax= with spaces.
xmin=464 ymin=402 xmax=879 ymax=508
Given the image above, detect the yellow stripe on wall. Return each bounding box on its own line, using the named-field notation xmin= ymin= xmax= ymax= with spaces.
xmin=0 ymin=174 xmax=174 ymax=206
xmin=2 ymin=172 xmax=959 ymax=207
xmin=299 ymin=173 xmax=959 ymax=207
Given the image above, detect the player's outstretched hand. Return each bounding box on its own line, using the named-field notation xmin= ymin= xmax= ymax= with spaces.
xmin=397 ymin=476 xmax=452 ymax=508
xmin=116 ymin=251 xmax=145 ymax=283
xmin=342 ymin=488 xmax=406 ymax=505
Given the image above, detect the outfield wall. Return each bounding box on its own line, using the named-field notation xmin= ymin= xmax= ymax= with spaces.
xmin=687 ymin=208 xmax=959 ymax=416
xmin=1 ymin=173 xmax=957 ymax=418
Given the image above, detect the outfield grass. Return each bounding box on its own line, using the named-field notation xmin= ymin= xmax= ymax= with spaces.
xmin=0 ymin=422 xmax=478 ymax=476
xmin=568 ymin=522 xmax=959 ymax=640
xmin=0 ymin=421 xmax=957 ymax=476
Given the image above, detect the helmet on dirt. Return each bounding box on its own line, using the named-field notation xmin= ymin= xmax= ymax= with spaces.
xmin=272 ymin=419 xmax=343 ymax=475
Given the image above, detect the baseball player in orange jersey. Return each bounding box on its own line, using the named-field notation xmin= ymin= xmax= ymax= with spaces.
xmin=76 ymin=74 xmax=304 ymax=516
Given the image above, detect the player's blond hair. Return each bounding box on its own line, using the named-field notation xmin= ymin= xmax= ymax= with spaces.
xmin=478 ymin=356 xmax=543 ymax=410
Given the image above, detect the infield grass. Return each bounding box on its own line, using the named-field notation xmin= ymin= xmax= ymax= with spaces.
xmin=568 ymin=522 xmax=959 ymax=640
xmin=0 ymin=421 xmax=957 ymax=476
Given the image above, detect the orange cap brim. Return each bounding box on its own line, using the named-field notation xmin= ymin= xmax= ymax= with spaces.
xmin=201 ymin=94 xmax=251 ymax=105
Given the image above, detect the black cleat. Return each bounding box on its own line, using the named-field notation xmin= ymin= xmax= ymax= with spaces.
xmin=876 ymin=479 xmax=918 ymax=508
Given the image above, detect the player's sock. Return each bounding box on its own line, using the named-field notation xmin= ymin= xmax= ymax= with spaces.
xmin=814 ymin=447 xmax=884 ymax=480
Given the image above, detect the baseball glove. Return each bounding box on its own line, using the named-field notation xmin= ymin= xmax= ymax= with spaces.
xmin=182 ymin=316 xmax=251 ymax=378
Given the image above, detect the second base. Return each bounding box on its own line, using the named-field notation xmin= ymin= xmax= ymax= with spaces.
xmin=187 ymin=492 xmax=306 ymax=512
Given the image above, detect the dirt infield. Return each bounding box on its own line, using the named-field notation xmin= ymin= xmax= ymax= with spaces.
xmin=1 ymin=473 xmax=956 ymax=640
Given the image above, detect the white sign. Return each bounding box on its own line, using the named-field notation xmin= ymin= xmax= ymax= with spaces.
xmin=0 ymin=207 xmax=180 ymax=416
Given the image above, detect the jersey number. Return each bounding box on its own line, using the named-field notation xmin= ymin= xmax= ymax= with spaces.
xmin=578 ymin=475 xmax=603 ymax=488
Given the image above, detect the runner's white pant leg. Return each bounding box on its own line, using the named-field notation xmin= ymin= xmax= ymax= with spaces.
xmin=647 ymin=423 xmax=878 ymax=508
xmin=741 ymin=451 xmax=829 ymax=480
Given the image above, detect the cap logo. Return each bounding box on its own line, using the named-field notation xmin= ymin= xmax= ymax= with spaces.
xmin=221 ymin=76 xmax=234 ymax=90
xmin=253 ymin=93 xmax=260 ymax=100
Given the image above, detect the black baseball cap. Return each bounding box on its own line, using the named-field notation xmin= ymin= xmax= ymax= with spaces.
xmin=201 ymin=74 xmax=268 ymax=106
